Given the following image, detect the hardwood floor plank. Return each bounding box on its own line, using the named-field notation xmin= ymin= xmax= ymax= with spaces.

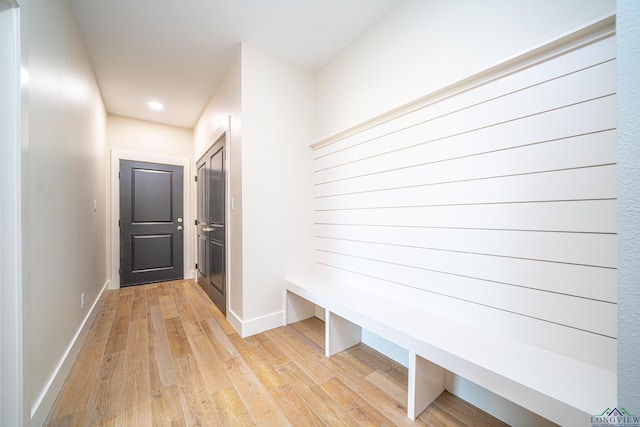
xmin=47 ymin=411 xmax=85 ymax=427
xmin=178 ymin=280 xmax=214 ymax=323
xmin=418 ymin=403 xmax=468 ymax=427
xmin=321 ymin=377 xmax=395 ymax=427
xmin=159 ymin=294 xmax=180 ymax=319
xmin=181 ymin=319 xmax=233 ymax=393
xmin=276 ymin=361 xmax=359 ymax=427
xmin=151 ymin=384 xmax=186 ymax=427
xmin=306 ymin=384 xmax=363 ymax=427
xmin=211 ymin=386 xmax=255 ymax=426
xmin=82 ymin=290 xmax=119 ymax=348
xmin=245 ymin=333 xmax=289 ymax=367
xmin=366 ymin=369 xmax=408 ymax=407
xmin=172 ymin=283 xmax=198 ymax=325
xmin=173 ymin=351 xmax=221 ymax=427
xmin=471 ymin=410 xmax=511 ymax=427
xmin=350 ymin=344 xmax=408 ymax=386
xmin=149 ymin=332 xmax=178 ymax=391
xmin=270 ymin=382 xmax=326 ymax=426
xmin=103 ymin=294 xmax=133 ymax=355
xmin=263 ymin=326 xmax=334 ymax=384
xmin=225 ymin=356 xmax=291 ymax=426
xmin=165 ymin=316 xmax=192 ymax=359
xmin=130 ymin=287 xmax=147 ymax=322
xmin=147 ymin=285 xmax=179 ymax=394
xmin=330 ymin=350 xmax=415 ymax=426
xmin=48 ymin=280 xmax=509 ymax=427
xmin=83 ymin=351 xmax=126 ymax=426
xmin=200 ymin=318 xmax=240 ymax=360
xmin=122 ymin=319 xmax=152 ymax=426
xmin=48 ymin=343 xmax=103 ymax=422
xmin=228 ymin=332 xmax=286 ymax=391
xmin=288 ymin=316 xmax=325 ymax=348
xmin=431 ymin=389 xmax=483 ymax=425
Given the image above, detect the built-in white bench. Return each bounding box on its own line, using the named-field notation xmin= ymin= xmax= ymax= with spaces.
xmin=284 ymin=275 xmax=616 ymax=426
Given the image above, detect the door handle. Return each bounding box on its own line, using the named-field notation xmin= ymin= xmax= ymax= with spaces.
xmin=177 ymin=225 xmax=184 ymax=231
xmin=202 ymin=227 xmax=213 ymax=232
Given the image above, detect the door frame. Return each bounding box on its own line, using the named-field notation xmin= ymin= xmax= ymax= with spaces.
xmin=0 ymin=2 xmax=25 ymax=424
xmin=195 ymin=133 xmax=227 ymax=314
xmin=195 ymin=126 xmax=231 ymax=316
xmin=110 ymin=149 xmax=191 ymax=288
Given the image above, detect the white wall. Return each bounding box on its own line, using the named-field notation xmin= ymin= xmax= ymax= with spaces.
xmin=617 ymin=0 xmax=640 ymax=411
xmin=23 ymin=0 xmax=107 ymax=424
xmin=193 ymin=44 xmax=315 ymax=336
xmin=194 ymin=49 xmax=244 ymax=318
xmin=108 ymin=114 xmax=193 ymax=157
xmin=240 ymin=44 xmax=315 ymax=333
xmin=316 ymin=0 xmax=617 ymax=138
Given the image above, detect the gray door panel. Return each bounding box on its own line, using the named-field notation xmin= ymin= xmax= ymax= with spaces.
xmin=196 ymin=135 xmax=226 ymax=314
xmin=120 ymin=160 xmax=184 ymax=286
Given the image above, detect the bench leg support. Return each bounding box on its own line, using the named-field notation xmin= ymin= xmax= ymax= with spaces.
xmin=286 ymin=291 xmax=316 ymax=324
xmin=407 ymin=352 xmax=445 ymax=420
xmin=325 ymin=310 xmax=361 ymax=357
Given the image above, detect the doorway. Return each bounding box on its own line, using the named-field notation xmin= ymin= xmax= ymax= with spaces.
xmin=119 ymin=159 xmax=184 ymax=286
xmin=196 ymin=134 xmax=226 ymax=314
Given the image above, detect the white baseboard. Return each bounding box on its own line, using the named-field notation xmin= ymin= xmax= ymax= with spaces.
xmin=32 ymin=279 xmax=111 ymax=426
xmin=227 ymin=308 xmax=285 ymax=338
xmin=227 ymin=308 xmax=243 ymax=335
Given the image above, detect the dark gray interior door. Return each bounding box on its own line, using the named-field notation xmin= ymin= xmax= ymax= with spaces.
xmin=196 ymin=135 xmax=226 ymax=314
xmin=120 ymin=160 xmax=184 ymax=286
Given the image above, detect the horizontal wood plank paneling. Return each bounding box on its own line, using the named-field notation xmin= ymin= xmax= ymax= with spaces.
xmin=312 ymin=26 xmax=617 ymax=370
xmin=316 ymin=165 xmax=617 ymax=211
xmin=314 ymin=264 xmax=616 ymax=371
xmin=315 ymin=200 xmax=616 ymax=233
xmin=314 ymin=237 xmax=616 ymax=300
xmin=315 ymin=225 xmax=617 ymax=269
xmin=316 ymin=129 xmax=616 ymax=195
xmin=313 ymin=35 xmax=616 ymax=155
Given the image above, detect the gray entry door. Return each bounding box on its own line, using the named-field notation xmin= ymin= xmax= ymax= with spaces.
xmin=120 ymin=160 xmax=184 ymax=286
xmin=196 ymin=135 xmax=226 ymax=314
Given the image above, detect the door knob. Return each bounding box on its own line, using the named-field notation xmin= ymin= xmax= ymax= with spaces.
xmin=177 ymin=225 xmax=184 ymax=231
xmin=202 ymin=227 xmax=213 ymax=232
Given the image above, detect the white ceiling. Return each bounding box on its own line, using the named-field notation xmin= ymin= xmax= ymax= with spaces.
xmin=69 ymin=0 xmax=402 ymax=129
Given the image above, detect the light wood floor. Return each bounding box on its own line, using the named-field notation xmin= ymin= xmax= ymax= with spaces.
xmin=47 ymin=279 xmax=508 ymax=426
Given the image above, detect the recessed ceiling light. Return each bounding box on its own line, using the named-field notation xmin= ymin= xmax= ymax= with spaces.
xmin=148 ymin=101 xmax=163 ymax=111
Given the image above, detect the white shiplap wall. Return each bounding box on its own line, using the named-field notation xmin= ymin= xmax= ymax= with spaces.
xmin=312 ymin=20 xmax=616 ymax=373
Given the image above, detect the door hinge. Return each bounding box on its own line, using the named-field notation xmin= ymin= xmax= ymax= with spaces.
xmin=118 ymin=171 xmax=120 ymax=179
xmin=195 ymin=219 xmax=198 ymax=226
xmin=118 ymin=220 xmax=120 ymax=227
xmin=194 ymin=175 xmax=197 ymax=182
xmin=195 ymin=263 xmax=198 ymax=269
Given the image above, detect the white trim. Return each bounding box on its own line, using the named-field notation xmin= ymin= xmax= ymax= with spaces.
xmin=0 ymin=5 xmax=24 ymax=426
xmin=227 ymin=308 xmax=284 ymax=338
xmin=32 ymin=280 xmax=111 ymax=426
xmin=311 ymin=13 xmax=616 ymax=150
xmin=110 ymin=149 xmax=192 ymax=288
xmin=226 ymin=308 xmax=243 ymax=336
xmin=223 ymin=118 xmax=232 ymax=328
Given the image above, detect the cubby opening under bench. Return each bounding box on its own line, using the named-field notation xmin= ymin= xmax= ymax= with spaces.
xmin=283 ymin=275 xmax=615 ymax=426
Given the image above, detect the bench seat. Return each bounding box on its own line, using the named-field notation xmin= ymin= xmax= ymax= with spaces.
xmin=284 ymin=275 xmax=616 ymax=426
